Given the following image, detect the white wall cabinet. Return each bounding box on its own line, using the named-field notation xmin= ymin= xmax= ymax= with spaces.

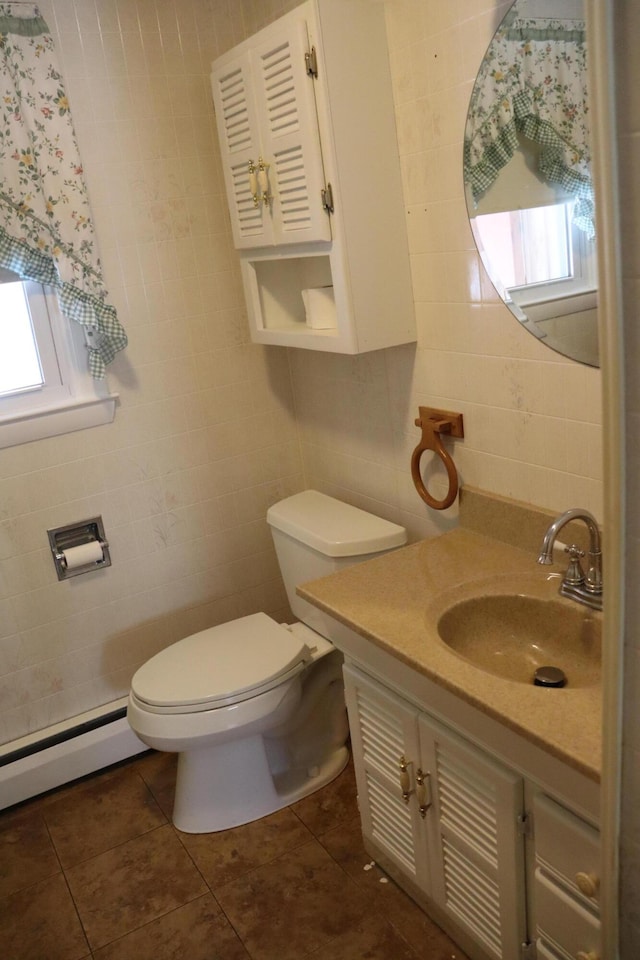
xmin=210 ymin=0 xmax=416 ymax=354
xmin=343 ymin=663 xmax=601 ymax=960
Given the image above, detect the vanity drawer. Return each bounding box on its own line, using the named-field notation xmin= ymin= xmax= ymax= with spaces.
xmin=535 ymin=869 xmax=600 ymax=960
xmin=533 ymin=793 xmax=600 ymax=904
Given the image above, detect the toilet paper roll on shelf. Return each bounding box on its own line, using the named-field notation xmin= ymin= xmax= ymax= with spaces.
xmin=301 ymin=285 xmax=336 ymax=330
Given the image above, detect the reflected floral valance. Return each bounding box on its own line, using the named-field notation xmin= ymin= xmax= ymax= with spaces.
xmin=0 ymin=2 xmax=126 ymax=377
xmin=463 ymin=10 xmax=594 ymax=238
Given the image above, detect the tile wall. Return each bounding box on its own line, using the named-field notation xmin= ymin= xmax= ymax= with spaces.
xmin=290 ymin=0 xmax=603 ymax=543
xmin=0 ymin=0 xmax=605 ymax=754
xmin=0 ymin=0 xmax=304 ymax=746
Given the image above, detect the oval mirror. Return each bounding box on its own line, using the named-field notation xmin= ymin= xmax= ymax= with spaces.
xmin=463 ymin=0 xmax=598 ymax=367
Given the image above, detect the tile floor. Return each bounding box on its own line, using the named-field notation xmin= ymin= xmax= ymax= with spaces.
xmin=0 ymin=750 xmax=469 ymax=960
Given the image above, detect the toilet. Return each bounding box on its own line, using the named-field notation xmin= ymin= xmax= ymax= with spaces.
xmin=127 ymin=490 xmax=406 ymax=833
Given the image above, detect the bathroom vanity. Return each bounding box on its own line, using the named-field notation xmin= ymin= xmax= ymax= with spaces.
xmin=298 ymin=493 xmax=602 ymax=960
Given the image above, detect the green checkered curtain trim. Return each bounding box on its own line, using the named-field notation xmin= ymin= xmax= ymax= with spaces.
xmin=463 ymin=10 xmax=594 ymax=239
xmin=0 ymin=2 xmax=127 ymax=378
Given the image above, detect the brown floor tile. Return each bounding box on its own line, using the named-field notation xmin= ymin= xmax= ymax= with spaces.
xmin=43 ymin=767 xmax=167 ymax=868
xmin=290 ymin=759 xmax=359 ymax=836
xmin=0 ymin=807 xmax=61 ymax=898
xmin=65 ymin=824 xmax=207 ymax=951
xmin=370 ymin=874 xmax=471 ymax=960
xmin=178 ymin=806 xmax=313 ymax=889
xmin=318 ymin=816 xmax=389 ymax=888
xmin=135 ymin=750 xmax=178 ymax=819
xmin=306 ymin=913 xmax=423 ymax=959
xmin=215 ymin=838 xmax=372 ymax=960
xmin=0 ymin=873 xmax=89 ymax=960
xmin=92 ymin=893 xmax=250 ymax=960
xmin=320 ymin=819 xmax=469 ymax=960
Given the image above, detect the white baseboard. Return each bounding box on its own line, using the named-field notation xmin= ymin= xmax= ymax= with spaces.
xmin=0 ymin=703 xmax=147 ymax=810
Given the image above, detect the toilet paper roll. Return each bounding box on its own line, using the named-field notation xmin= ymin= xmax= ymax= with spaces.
xmin=301 ymin=286 xmax=336 ymax=329
xmin=62 ymin=540 xmax=104 ymax=570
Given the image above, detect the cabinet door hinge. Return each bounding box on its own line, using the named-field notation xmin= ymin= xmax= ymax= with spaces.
xmin=520 ymin=941 xmax=536 ymax=960
xmin=517 ymin=812 xmax=531 ymax=837
xmin=321 ymin=182 xmax=334 ymax=214
xmin=305 ymin=46 xmax=318 ymax=77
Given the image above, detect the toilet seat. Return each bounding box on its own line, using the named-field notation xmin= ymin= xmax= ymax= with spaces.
xmin=131 ymin=613 xmax=310 ymax=714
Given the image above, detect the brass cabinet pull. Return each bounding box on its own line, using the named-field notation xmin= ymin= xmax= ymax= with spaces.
xmin=248 ymin=159 xmax=259 ymax=207
xmin=399 ymin=755 xmax=412 ymax=803
xmin=257 ymin=156 xmax=271 ymax=205
xmin=416 ymin=768 xmax=432 ymax=818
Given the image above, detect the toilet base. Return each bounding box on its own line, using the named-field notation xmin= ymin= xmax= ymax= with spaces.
xmin=172 ymin=739 xmax=349 ymax=834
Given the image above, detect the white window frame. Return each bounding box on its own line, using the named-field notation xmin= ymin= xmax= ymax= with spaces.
xmin=0 ymin=275 xmax=118 ymax=449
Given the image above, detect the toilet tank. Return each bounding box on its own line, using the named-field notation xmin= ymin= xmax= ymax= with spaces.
xmin=267 ymin=491 xmax=407 ymax=633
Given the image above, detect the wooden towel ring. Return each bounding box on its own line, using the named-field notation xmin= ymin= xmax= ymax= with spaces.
xmin=411 ymin=407 xmax=464 ymax=511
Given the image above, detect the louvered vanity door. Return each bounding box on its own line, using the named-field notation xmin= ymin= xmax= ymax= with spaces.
xmin=251 ymin=12 xmax=332 ymax=247
xmin=211 ymin=52 xmax=275 ymax=248
xmin=418 ymin=714 xmax=528 ymax=960
xmin=343 ymin=665 xmax=430 ymax=893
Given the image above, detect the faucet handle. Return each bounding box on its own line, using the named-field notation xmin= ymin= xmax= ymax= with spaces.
xmin=564 ymin=544 xmax=586 ymax=586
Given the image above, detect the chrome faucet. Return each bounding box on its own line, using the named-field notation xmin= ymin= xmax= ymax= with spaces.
xmin=537 ymin=508 xmax=603 ymax=611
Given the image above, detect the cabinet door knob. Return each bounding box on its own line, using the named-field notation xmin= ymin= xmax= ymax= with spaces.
xmin=399 ymin=755 xmax=411 ymax=803
xmin=576 ymin=952 xmax=599 ymax=960
xmin=575 ymin=871 xmax=599 ymax=898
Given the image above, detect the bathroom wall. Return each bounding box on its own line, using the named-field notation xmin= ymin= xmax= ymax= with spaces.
xmin=287 ymin=0 xmax=603 ymax=542
xmin=0 ymin=0 xmax=604 ymax=748
xmin=0 ymin=0 xmax=304 ymax=747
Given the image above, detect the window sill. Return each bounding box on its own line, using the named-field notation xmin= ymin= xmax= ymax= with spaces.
xmin=0 ymin=393 xmax=118 ymax=449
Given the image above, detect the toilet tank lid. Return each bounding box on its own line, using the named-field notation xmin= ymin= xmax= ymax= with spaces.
xmin=267 ymin=490 xmax=407 ymax=557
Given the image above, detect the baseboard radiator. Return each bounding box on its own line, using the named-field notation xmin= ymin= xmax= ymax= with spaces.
xmin=0 ymin=698 xmax=147 ymax=811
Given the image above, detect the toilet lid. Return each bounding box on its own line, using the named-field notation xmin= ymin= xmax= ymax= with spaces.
xmin=131 ymin=613 xmax=310 ymax=710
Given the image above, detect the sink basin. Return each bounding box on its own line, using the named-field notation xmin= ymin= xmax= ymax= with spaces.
xmin=437 ymin=593 xmax=601 ymax=687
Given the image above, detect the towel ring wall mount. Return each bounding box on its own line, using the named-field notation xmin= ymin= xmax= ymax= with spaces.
xmin=411 ymin=407 xmax=464 ymax=511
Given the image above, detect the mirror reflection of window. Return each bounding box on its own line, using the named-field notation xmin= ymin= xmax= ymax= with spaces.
xmin=474 ymin=203 xmax=573 ymax=292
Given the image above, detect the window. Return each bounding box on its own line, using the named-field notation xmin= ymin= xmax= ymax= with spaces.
xmin=0 ymin=272 xmax=117 ymax=449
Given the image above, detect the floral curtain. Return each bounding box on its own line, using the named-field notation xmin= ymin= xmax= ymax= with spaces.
xmin=463 ymin=9 xmax=594 ymax=239
xmin=0 ymin=2 xmax=126 ymax=377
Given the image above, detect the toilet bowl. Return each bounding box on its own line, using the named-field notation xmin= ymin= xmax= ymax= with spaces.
xmin=127 ymin=490 xmax=406 ymax=834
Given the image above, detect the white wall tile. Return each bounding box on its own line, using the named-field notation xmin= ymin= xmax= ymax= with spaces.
xmin=288 ymin=0 xmax=603 ymax=534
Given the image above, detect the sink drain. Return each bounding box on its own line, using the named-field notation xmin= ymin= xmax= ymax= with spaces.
xmin=533 ymin=666 xmax=567 ymax=688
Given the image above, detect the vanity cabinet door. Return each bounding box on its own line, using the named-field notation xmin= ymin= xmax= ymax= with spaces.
xmin=343 ymin=664 xmax=430 ymax=893
xmin=418 ymin=714 xmax=528 ymax=960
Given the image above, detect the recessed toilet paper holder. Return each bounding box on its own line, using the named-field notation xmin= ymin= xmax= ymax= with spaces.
xmin=47 ymin=516 xmax=111 ymax=581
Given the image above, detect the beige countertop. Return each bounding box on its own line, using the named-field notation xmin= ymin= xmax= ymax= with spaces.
xmin=298 ymin=527 xmax=602 ymax=782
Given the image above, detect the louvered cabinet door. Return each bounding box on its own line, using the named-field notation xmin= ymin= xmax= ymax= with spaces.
xmin=343 ymin=665 xmax=430 ymax=893
xmin=418 ymin=714 xmax=528 ymax=960
xmin=211 ymin=53 xmax=275 ymax=249
xmin=251 ymin=12 xmax=331 ymax=247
